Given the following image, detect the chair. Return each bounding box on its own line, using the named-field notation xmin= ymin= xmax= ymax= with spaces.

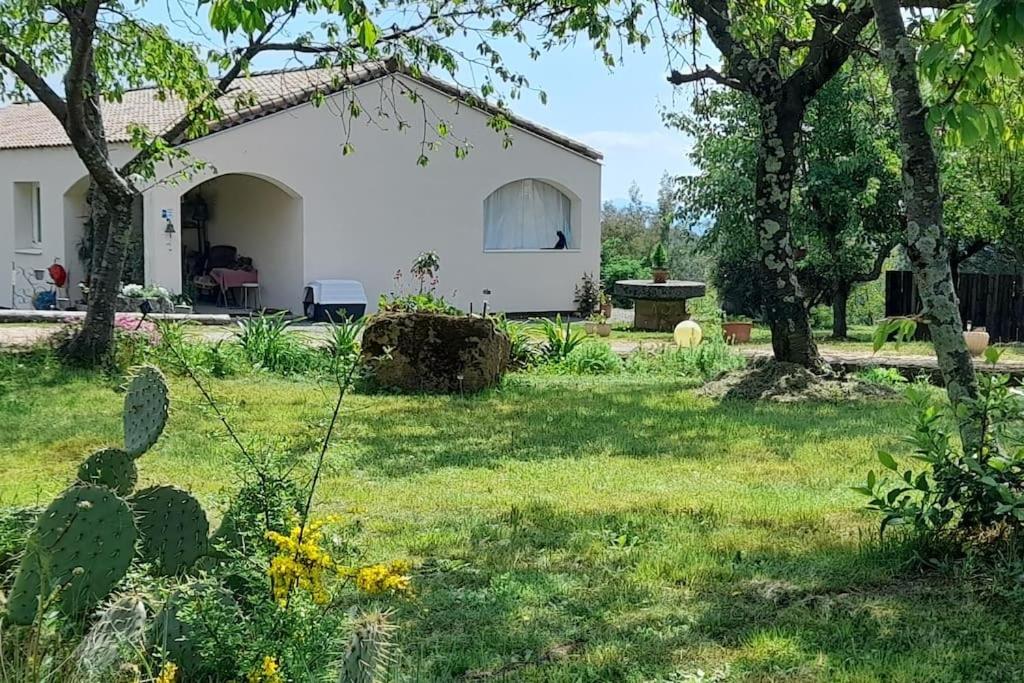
xmin=242 ymin=282 xmax=262 ymax=310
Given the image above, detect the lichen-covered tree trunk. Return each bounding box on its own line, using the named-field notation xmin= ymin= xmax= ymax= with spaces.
xmin=872 ymin=0 xmax=977 ymax=410
xmin=60 ymin=60 xmax=140 ymax=365
xmin=61 ymin=196 xmax=134 ymax=364
xmin=832 ymin=284 xmax=850 ymax=339
xmin=755 ymin=102 xmax=825 ymax=370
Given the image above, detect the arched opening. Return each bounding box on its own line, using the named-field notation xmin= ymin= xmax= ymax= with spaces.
xmin=483 ymin=178 xmax=578 ymax=251
xmin=180 ymin=173 xmax=303 ymax=313
xmin=62 ymin=176 xmax=91 ymax=297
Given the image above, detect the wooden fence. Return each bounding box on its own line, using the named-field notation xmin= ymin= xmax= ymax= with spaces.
xmin=885 ymin=270 xmax=1024 ymax=342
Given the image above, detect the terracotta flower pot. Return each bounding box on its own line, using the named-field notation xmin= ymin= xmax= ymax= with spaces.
xmin=594 ymin=323 xmax=611 ymax=337
xmin=600 ymin=301 xmax=613 ymax=318
xmin=652 ymin=269 xmax=669 ymax=284
xmin=583 ymin=322 xmax=596 ymax=335
xmin=964 ymin=329 xmax=990 ymax=357
xmin=722 ymin=321 xmax=753 ymax=344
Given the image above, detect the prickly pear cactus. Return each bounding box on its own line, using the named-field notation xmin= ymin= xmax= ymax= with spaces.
xmin=6 ymin=485 xmax=137 ymax=625
xmin=341 ymin=609 xmax=397 ymax=683
xmin=78 ymin=448 xmax=138 ymax=496
xmin=74 ymin=593 xmax=147 ymax=677
xmin=123 ymin=366 xmax=169 ymax=457
xmin=131 ymin=486 xmax=209 ymax=576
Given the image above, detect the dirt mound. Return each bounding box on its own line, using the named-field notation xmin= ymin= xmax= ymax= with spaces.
xmin=699 ymin=359 xmax=897 ymax=402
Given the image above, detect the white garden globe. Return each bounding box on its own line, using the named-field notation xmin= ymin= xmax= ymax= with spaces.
xmin=674 ymin=319 xmax=703 ymax=348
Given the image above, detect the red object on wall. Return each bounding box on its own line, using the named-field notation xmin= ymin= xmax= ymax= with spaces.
xmin=48 ymin=262 xmax=68 ymax=288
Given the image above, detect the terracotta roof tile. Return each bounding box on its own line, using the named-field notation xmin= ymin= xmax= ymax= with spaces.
xmin=0 ymin=63 xmax=601 ymax=160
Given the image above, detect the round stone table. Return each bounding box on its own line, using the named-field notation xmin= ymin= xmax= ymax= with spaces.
xmin=614 ymin=279 xmax=707 ymax=332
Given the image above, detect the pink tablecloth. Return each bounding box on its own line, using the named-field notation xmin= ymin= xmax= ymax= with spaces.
xmin=210 ymin=268 xmax=258 ymax=289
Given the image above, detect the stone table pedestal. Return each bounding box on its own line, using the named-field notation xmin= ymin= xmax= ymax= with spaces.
xmin=614 ymin=279 xmax=707 ymax=332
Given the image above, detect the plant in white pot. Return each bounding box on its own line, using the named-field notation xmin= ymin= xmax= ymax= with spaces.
xmin=963 ymin=323 xmax=990 ymax=357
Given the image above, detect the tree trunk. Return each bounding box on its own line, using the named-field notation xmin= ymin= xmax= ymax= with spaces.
xmin=61 ymin=194 xmax=134 ymax=365
xmin=755 ymin=101 xmax=825 ymax=370
xmin=832 ymin=284 xmax=850 ymax=339
xmin=872 ymin=0 xmax=977 ymax=412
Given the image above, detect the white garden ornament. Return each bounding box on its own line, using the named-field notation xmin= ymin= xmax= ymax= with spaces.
xmin=674 ymin=320 xmax=702 ymax=348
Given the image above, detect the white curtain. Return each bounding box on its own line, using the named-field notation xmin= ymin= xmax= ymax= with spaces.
xmin=484 ymin=179 xmax=572 ymax=250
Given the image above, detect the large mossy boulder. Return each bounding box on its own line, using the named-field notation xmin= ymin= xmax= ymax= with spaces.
xmin=361 ymin=313 xmax=511 ymax=393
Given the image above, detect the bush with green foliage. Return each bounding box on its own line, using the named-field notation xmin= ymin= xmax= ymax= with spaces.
xmin=575 ymin=272 xmax=601 ymax=316
xmin=539 ymin=315 xmax=587 ymax=362
xmin=859 ymin=351 xmax=1024 ymax=539
xmin=856 ymin=367 xmax=908 ymax=388
xmin=650 ymin=243 xmax=668 ymax=270
xmin=623 ymin=335 xmax=745 ymax=380
xmin=493 ymin=315 xmax=541 ymax=369
xmin=555 ymin=341 xmax=623 ymax=375
xmin=234 ymin=313 xmax=321 ymax=374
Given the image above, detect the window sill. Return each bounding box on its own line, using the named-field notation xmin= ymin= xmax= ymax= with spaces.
xmin=14 ymin=247 xmax=43 ymax=255
xmin=484 ymin=249 xmax=581 ymax=254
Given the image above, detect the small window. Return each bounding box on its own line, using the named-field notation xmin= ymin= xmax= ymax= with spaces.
xmin=484 ymin=179 xmax=574 ymax=251
xmin=14 ymin=182 xmax=42 ymax=247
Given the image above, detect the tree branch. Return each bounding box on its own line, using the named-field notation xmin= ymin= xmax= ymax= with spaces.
xmin=668 ymin=66 xmax=744 ymax=90
xmin=0 ymin=44 xmax=68 ymax=124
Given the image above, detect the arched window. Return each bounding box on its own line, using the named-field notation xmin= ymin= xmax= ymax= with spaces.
xmin=484 ymin=179 xmax=574 ymax=251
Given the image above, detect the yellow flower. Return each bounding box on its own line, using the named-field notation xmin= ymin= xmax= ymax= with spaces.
xmin=155 ymin=662 xmax=178 ymax=683
xmin=348 ymin=560 xmax=413 ymax=595
xmin=266 ymin=519 xmax=336 ymax=606
xmin=247 ymin=656 xmax=283 ymax=683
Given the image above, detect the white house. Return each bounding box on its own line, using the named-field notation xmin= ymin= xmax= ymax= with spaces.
xmin=0 ymin=63 xmax=602 ymax=314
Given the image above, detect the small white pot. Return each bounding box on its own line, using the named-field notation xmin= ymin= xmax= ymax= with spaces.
xmin=964 ymin=329 xmax=990 ymax=357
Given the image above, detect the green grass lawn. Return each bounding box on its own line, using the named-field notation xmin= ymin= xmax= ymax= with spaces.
xmin=3 ymin=360 xmax=1024 ymax=680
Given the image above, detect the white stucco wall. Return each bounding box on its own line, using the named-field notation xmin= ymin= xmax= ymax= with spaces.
xmin=1 ymin=74 xmax=601 ymax=314
xmin=0 ymin=145 xmax=138 ymax=308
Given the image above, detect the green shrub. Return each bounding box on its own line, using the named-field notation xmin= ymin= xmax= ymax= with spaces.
xmin=575 ymin=272 xmax=601 ymax=316
xmin=493 ymin=315 xmax=541 ymax=369
xmin=324 ymin=315 xmax=365 ymax=365
xmin=849 ymin=278 xmax=885 ymax=326
xmin=858 ymin=354 xmax=1024 ymax=539
xmin=856 ymin=367 xmax=907 ymax=388
xmin=378 ymin=291 xmax=461 ymax=314
xmin=623 ymin=337 xmax=746 ymax=380
xmin=540 ymin=315 xmax=587 ymax=361
xmin=234 ymin=313 xmax=321 ymax=375
xmin=559 ymin=341 xmax=623 ymax=375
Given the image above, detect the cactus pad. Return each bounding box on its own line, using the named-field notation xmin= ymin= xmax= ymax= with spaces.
xmin=78 ymin=448 xmax=137 ymax=496
xmin=6 ymin=485 xmax=137 ymax=624
xmin=123 ymin=366 xmax=169 ymax=457
xmin=131 ymin=486 xmax=209 ymax=575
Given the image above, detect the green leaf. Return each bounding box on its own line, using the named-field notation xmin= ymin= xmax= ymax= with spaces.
xmin=357 ymin=18 xmax=378 ymax=50
xmin=878 ymin=451 xmax=898 ymax=471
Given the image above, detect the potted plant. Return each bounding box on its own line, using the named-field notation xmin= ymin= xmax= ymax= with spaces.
xmin=650 ymin=243 xmax=669 ymax=284
xmin=722 ymin=315 xmax=754 ymax=344
xmin=599 ymin=291 xmax=613 ymax=318
xmin=587 ymin=312 xmax=612 ymax=337
xmin=963 ymin=323 xmax=990 ymax=357
xmin=172 ymin=293 xmax=193 ymax=315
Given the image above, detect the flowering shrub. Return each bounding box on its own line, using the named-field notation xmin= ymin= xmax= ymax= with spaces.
xmin=379 ymin=252 xmax=462 ymax=314
xmin=347 ymin=561 xmax=413 ymax=595
xmin=247 ymin=656 xmax=284 ymax=683
xmin=266 ymin=517 xmax=338 ymax=606
xmin=114 ymin=313 xmax=161 ymax=345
